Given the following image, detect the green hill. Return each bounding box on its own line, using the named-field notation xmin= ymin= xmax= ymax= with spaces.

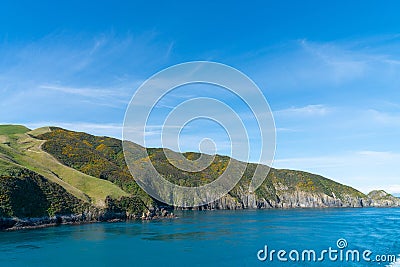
xmin=0 ymin=125 xmax=30 ymax=135
xmin=37 ymin=127 xmax=153 ymax=205
xmin=35 ymin=127 xmax=369 ymax=209
xmin=0 ymin=125 xmax=147 ymax=224
xmin=1 ymin=124 xmax=398 ymax=229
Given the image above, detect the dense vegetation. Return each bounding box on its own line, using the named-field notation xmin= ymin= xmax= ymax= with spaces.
xmin=144 ymin=149 xmax=365 ymax=200
xmin=268 ymin=168 xmax=366 ymax=198
xmin=38 ymin=127 xmax=154 ymax=206
xmin=0 ymin=160 xmax=85 ymax=218
xmin=37 ymin=127 xmax=366 ymax=206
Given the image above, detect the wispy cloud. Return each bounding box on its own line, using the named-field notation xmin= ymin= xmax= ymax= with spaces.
xmin=274 ymin=104 xmax=330 ymax=117
xmin=366 ymin=109 xmax=400 ymax=126
xmin=249 ymin=35 xmax=400 ymax=94
xmin=384 ymin=185 xmax=400 ymax=195
xmin=298 ymin=39 xmax=367 ymax=83
xmin=276 ymin=127 xmax=300 ymax=133
xmin=274 ymin=150 xmax=400 ymax=194
xmin=164 ymin=41 xmax=175 ymax=59
xmin=25 ymin=121 xmax=123 ymax=138
xmin=39 ymin=84 xmax=129 ymax=99
xmin=0 ymin=31 xmax=174 ymax=123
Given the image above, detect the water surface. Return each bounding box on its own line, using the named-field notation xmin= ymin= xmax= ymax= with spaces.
xmin=1 ymin=208 xmax=399 ymax=266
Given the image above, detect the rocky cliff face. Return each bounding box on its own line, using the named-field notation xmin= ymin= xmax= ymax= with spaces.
xmin=195 ymin=190 xmax=400 ymax=210
xmin=366 ymin=190 xmax=400 ymax=207
xmin=194 ymin=191 xmax=365 ymax=210
xmin=194 ymin=186 xmax=399 ymax=210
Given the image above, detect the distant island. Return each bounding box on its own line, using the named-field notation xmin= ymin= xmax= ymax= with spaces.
xmin=1 ymin=124 xmax=399 ymax=230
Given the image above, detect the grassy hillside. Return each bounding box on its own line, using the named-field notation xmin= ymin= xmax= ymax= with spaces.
xmin=0 ymin=125 xmax=30 ymax=135
xmin=0 ymin=125 xmax=130 ymax=208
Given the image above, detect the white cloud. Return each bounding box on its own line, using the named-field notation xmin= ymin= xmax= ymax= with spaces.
xmin=0 ymin=31 xmax=173 ymax=118
xmin=276 ymin=127 xmax=300 ymax=133
xmin=384 ymin=185 xmax=400 ymax=194
xmin=274 ymin=150 xmax=400 ymax=194
xmin=274 ymin=104 xmax=330 ymax=117
xmin=39 ymin=84 xmax=130 ymax=99
xmin=25 ymin=122 xmax=123 ymax=138
xmin=250 ymin=35 xmax=400 ymax=93
xmin=366 ymin=109 xmax=400 ymax=126
xmin=299 ymin=39 xmax=367 ymax=83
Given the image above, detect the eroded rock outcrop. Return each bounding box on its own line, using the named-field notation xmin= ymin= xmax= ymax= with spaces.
xmin=193 ymin=187 xmax=399 ymax=210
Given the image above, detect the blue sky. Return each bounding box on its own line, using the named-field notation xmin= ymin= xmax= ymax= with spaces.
xmin=1 ymin=1 xmax=400 ymax=194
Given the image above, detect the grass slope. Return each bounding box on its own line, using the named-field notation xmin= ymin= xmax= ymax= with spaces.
xmin=0 ymin=125 xmax=30 ymax=135
xmin=0 ymin=125 xmax=128 ymax=208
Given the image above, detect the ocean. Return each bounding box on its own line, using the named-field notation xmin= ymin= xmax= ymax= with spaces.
xmin=1 ymin=208 xmax=399 ymax=266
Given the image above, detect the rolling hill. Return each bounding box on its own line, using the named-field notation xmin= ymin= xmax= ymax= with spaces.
xmin=1 ymin=125 xmax=399 ymax=229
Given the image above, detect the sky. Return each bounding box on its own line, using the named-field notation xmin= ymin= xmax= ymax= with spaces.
xmin=1 ymin=1 xmax=400 ymax=194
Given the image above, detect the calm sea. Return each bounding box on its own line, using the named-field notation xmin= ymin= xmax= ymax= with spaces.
xmin=0 ymin=208 xmax=399 ymax=266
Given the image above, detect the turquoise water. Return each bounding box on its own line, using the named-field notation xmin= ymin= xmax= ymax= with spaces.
xmin=1 ymin=208 xmax=399 ymax=266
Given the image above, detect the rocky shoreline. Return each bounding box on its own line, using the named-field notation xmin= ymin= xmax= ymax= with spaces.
xmin=0 ymin=208 xmax=176 ymax=231
xmin=3 ymin=203 xmax=400 ymax=231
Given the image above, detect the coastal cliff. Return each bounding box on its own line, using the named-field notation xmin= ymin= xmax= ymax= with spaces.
xmin=1 ymin=125 xmax=398 ymax=230
xmin=189 ymin=170 xmax=400 ymax=210
xmin=195 ymin=188 xmax=400 ymax=210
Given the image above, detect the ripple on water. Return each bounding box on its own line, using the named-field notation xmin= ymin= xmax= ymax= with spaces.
xmin=15 ymin=244 xmax=41 ymax=249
